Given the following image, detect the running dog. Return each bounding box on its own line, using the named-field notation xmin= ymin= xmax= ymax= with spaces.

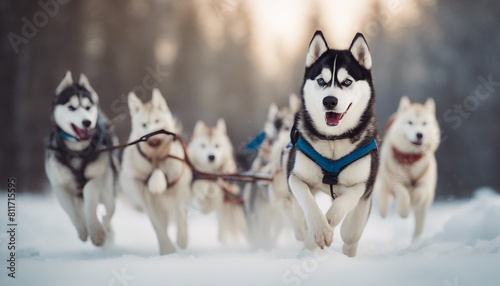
xmin=45 ymin=71 xmax=118 ymax=246
xmin=187 ymin=119 xmax=247 ymax=243
xmin=376 ymin=96 xmax=440 ymax=239
xmin=277 ymin=31 xmax=379 ymax=257
xmin=119 ymin=89 xmax=191 ymax=255
xmin=244 ymin=94 xmax=300 ymax=248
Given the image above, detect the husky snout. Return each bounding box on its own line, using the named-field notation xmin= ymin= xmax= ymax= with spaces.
xmin=322 ymin=96 xmax=338 ymax=110
xmin=147 ymin=137 xmax=162 ymax=147
xmin=82 ymin=119 xmax=91 ymax=128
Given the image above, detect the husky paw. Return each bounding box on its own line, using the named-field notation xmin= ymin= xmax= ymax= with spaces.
xmin=77 ymin=227 xmax=88 ymax=242
xmin=177 ymin=236 xmax=188 ymax=250
xmin=342 ymin=242 xmax=358 ymax=257
xmin=308 ymin=219 xmax=333 ymax=249
xmin=89 ymin=225 xmax=106 ymax=246
xmin=159 ymin=244 xmax=177 ymax=255
xmin=148 ymin=169 xmax=167 ymax=194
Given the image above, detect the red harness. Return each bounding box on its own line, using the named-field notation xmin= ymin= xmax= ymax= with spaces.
xmin=392 ymin=146 xmax=423 ymax=165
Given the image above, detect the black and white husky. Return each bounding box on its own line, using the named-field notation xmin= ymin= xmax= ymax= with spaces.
xmin=45 ymin=71 xmax=118 ymax=246
xmin=281 ymin=31 xmax=379 ymax=257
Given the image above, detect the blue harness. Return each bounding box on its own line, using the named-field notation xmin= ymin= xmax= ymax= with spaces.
xmin=294 ymin=136 xmax=377 ymax=199
xmin=58 ymin=128 xmax=80 ymax=143
xmin=245 ymin=131 xmax=267 ymax=151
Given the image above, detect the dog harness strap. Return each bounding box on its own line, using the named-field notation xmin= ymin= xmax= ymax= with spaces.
xmin=136 ymin=144 xmax=152 ymax=162
xmin=294 ymin=136 xmax=377 ymax=199
xmin=245 ymin=131 xmax=267 ymax=151
xmin=57 ymin=128 xmax=80 ymax=143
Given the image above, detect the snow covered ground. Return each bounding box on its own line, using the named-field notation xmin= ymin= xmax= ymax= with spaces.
xmin=1 ymin=188 xmax=500 ymax=286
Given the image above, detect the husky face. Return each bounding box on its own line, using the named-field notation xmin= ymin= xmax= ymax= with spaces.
xmin=53 ymin=71 xmax=99 ymax=141
xmin=392 ymin=96 xmax=440 ymax=153
xmin=188 ymin=119 xmax=233 ymax=172
xmin=264 ymin=94 xmax=301 ymax=141
xmin=128 ymin=88 xmax=175 ymax=147
xmin=302 ymin=31 xmax=373 ymax=137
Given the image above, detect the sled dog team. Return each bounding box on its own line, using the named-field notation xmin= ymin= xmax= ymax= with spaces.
xmin=45 ymin=31 xmax=440 ymax=256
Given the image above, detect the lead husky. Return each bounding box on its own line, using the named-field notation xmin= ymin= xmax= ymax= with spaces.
xmin=45 ymin=71 xmax=118 ymax=246
xmin=187 ymin=119 xmax=247 ymax=243
xmin=120 ymin=89 xmax=192 ymax=255
xmin=376 ymin=96 xmax=440 ymax=239
xmin=279 ymin=31 xmax=379 ymax=257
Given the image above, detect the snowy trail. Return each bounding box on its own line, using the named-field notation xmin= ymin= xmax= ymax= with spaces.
xmin=1 ymin=189 xmax=499 ymax=286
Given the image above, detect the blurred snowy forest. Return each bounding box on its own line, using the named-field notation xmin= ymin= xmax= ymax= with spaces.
xmin=0 ymin=0 xmax=499 ymax=197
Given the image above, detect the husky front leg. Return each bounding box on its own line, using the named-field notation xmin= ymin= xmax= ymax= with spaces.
xmin=393 ymin=182 xmax=411 ymax=218
xmin=340 ymin=196 xmax=372 ymax=257
xmin=142 ymin=191 xmax=176 ymax=255
xmin=83 ymin=179 xmax=106 ymax=246
xmin=100 ymin=168 xmax=115 ymax=234
xmin=54 ymin=187 xmax=88 ymax=241
xmin=325 ymin=183 xmax=366 ymax=228
xmin=412 ymin=201 xmax=430 ymax=240
xmin=175 ymin=181 xmax=190 ymax=250
xmin=374 ymin=177 xmax=392 ymax=218
xmin=289 ymin=174 xmax=332 ymax=249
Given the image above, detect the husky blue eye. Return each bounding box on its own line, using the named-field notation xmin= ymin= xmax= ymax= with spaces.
xmin=317 ymin=78 xmax=326 ymax=86
xmin=342 ymin=79 xmax=353 ymax=87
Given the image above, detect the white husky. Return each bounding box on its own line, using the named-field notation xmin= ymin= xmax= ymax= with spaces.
xmin=188 ymin=119 xmax=247 ymax=243
xmin=119 ymin=89 xmax=192 ymax=255
xmin=376 ymin=96 xmax=440 ymax=239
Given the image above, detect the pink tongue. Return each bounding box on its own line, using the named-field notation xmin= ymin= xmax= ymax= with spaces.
xmin=326 ymin=112 xmax=342 ymax=126
xmin=73 ymin=124 xmax=90 ymax=139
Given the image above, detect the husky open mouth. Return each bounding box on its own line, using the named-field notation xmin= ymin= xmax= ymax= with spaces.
xmin=411 ymin=139 xmax=423 ymax=146
xmin=325 ymin=103 xmax=351 ymax=126
xmin=71 ymin=123 xmax=91 ymax=141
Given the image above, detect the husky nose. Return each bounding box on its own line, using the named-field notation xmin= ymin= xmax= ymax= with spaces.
xmin=208 ymin=155 xmax=215 ymax=162
xmin=147 ymin=138 xmax=162 ymax=147
xmin=416 ymin=133 xmax=423 ymax=140
xmin=82 ymin=120 xmax=91 ymax=128
xmin=323 ymin=96 xmax=338 ymax=110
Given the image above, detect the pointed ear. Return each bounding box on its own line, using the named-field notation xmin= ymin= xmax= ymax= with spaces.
xmin=306 ymin=30 xmax=329 ymax=67
xmin=398 ymin=96 xmax=411 ymax=113
xmin=267 ymin=103 xmax=278 ymax=121
xmin=217 ymin=118 xmax=227 ymax=134
xmin=349 ymin=33 xmax=372 ymax=70
xmin=152 ymin=88 xmax=170 ymax=113
xmin=425 ymin=98 xmax=436 ymax=114
xmin=288 ymin=93 xmax=301 ymax=114
xmin=55 ymin=71 xmax=73 ymax=95
xmin=193 ymin=120 xmax=207 ymax=136
xmin=78 ymin=73 xmax=98 ymax=103
xmin=128 ymin=92 xmax=143 ymax=115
